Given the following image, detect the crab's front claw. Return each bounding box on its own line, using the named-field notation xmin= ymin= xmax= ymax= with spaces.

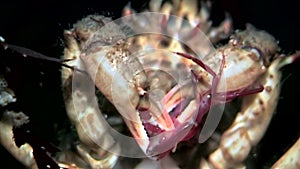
xmin=128 ymin=80 xmax=199 ymax=158
xmin=146 ymin=119 xmax=195 ymax=158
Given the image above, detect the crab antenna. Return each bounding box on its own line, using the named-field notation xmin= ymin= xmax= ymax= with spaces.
xmin=0 ymin=36 xmax=86 ymax=74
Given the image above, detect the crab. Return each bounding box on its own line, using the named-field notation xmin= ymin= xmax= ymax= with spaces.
xmin=0 ymin=0 xmax=299 ymax=169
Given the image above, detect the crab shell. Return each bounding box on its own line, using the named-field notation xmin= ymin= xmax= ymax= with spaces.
xmin=63 ymin=10 xmax=282 ymax=162
xmin=61 ymin=0 xmax=288 ymax=165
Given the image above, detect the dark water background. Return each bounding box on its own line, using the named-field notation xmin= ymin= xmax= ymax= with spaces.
xmin=0 ymin=0 xmax=299 ymax=168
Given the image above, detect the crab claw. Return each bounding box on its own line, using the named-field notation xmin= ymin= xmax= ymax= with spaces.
xmin=131 ymin=80 xmax=199 ymax=158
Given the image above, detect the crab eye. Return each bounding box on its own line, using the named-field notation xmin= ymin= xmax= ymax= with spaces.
xmin=242 ymin=46 xmax=262 ymax=61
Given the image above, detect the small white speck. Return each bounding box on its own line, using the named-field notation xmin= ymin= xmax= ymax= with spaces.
xmin=103 ymin=114 xmax=108 ymax=119
xmin=0 ymin=36 xmax=5 ymax=42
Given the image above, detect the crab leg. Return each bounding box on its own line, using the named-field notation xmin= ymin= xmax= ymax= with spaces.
xmin=0 ymin=111 xmax=38 ymax=169
xmin=61 ymin=25 xmax=122 ymax=168
xmin=271 ymin=137 xmax=300 ymax=169
xmin=0 ymin=76 xmax=37 ymax=169
xmin=207 ymin=53 xmax=300 ymax=169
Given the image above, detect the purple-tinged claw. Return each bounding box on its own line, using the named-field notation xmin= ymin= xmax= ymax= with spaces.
xmin=147 ymin=122 xmax=194 ymax=158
